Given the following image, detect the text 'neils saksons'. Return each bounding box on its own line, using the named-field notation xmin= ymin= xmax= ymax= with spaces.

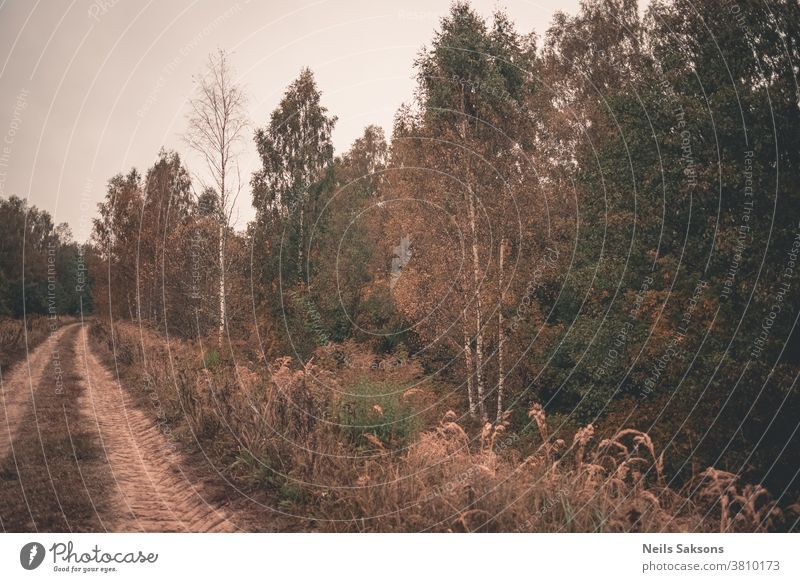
xmin=643 ymin=544 xmax=724 ymax=554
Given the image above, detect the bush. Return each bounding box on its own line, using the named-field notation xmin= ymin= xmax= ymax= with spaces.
xmin=337 ymin=378 xmax=419 ymax=448
xmin=202 ymin=348 xmax=221 ymax=368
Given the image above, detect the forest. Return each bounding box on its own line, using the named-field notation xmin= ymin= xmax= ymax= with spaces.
xmin=1 ymin=0 xmax=799 ymax=532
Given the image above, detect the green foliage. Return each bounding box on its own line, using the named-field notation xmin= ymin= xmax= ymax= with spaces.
xmin=356 ymin=289 xmax=409 ymax=353
xmin=416 ymin=1 xmax=536 ymax=130
xmin=336 ymin=379 xmax=418 ymax=448
xmin=252 ymin=120 xmax=396 ymax=359
xmin=530 ymin=0 xmax=800 ymax=497
xmin=232 ymin=449 xmax=277 ymax=489
xmin=277 ymin=481 xmax=306 ymax=507
xmin=202 ymin=348 xmax=221 ymax=369
xmin=232 ymin=448 xmax=306 ymax=507
xmin=0 ymin=196 xmax=91 ymax=316
xmin=251 ymin=68 xmax=337 ymax=287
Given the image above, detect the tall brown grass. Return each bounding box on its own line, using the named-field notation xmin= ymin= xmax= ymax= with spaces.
xmin=89 ymin=318 xmax=792 ymax=532
xmin=0 ymin=315 xmax=55 ymax=373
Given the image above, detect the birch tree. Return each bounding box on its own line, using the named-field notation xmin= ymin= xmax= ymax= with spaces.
xmin=185 ymin=49 xmax=248 ymax=342
xmin=251 ymin=68 xmax=336 ymax=286
xmin=389 ymin=3 xmax=537 ymax=422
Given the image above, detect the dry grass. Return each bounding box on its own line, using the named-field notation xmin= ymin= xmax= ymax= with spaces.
xmin=88 ymin=318 xmax=790 ymax=532
xmin=0 ymin=315 xmax=54 ymax=374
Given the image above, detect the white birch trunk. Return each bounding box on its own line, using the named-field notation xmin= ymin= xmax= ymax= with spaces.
xmin=463 ymin=304 xmax=477 ymax=418
xmin=467 ymin=192 xmax=487 ymax=422
xmin=496 ymin=238 xmax=508 ymax=422
xmin=460 ymin=83 xmax=486 ymax=421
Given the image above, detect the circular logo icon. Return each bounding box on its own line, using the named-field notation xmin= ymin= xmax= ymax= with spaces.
xmin=20 ymin=542 xmax=46 ymax=570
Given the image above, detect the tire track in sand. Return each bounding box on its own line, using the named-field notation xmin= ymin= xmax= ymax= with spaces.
xmin=76 ymin=325 xmax=235 ymax=532
xmin=0 ymin=324 xmax=76 ymax=461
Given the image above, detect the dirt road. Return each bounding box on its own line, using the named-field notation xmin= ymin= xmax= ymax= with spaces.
xmin=0 ymin=322 xmax=237 ymax=532
xmin=0 ymin=324 xmax=73 ymax=462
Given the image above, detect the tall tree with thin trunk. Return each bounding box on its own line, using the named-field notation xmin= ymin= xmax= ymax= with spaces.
xmin=251 ymin=68 xmax=336 ymax=286
xmin=388 ymin=3 xmax=537 ymax=422
xmin=185 ymin=49 xmax=247 ymax=342
xmin=496 ymin=236 xmax=509 ymax=421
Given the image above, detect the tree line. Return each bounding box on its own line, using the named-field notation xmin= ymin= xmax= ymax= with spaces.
xmin=0 ymin=196 xmax=90 ymax=316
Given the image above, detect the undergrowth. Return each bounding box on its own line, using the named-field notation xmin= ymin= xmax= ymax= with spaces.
xmin=88 ymin=319 xmax=797 ymax=532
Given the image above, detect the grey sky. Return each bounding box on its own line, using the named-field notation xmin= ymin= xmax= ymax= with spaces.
xmin=0 ymin=0 xmax=579 ymax=241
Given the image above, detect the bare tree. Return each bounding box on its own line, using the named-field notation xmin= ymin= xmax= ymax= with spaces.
xmin=185 ymin=49 xmax=247 ymax=342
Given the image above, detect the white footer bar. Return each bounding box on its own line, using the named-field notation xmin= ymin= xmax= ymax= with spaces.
xmin=1 ymin=533 xmax=796 ymax=581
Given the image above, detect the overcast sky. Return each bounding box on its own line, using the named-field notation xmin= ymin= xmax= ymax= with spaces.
xmin=0 ymin=0 xmax=580 ymax=240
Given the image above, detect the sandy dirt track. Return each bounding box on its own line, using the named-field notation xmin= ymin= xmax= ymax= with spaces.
xmin=0 ymin=323 xmax=238 ymax=532
xmin=75 ymin=325 xmax=236 ymax=532
xmin=0 ymin=324 xmax=74 ymax=462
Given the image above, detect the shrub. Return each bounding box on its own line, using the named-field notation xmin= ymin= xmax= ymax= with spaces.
xmin=336 ymin=378 xmax=419 ymax=448
xmin=202 ymin=348 xmax=221 ymax=368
